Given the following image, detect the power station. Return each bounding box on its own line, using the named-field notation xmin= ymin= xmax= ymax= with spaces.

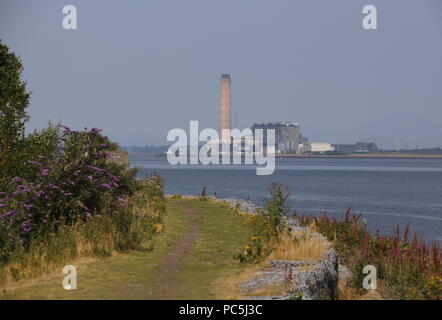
xmin=219 ymin=74 xmax=231 ymax=142
xmin=217 ymin=74 xmax=376 ymax=154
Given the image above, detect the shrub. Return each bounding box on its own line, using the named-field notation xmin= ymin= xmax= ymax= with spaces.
xmin=297 ymin=211 xmax=442 ymax=300
xmin=236 ymin=183 xmax=291 ymax=263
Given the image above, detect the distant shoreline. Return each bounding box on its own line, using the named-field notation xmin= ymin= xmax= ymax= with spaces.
xmin=275 ymin=153 xmax=442 ymax=159
xmin=128 ymin=152 xmax=442 ymax=160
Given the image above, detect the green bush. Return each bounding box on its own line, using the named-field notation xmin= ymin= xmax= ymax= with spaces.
xmin=236 ymin=183 xmax=290 ymax=263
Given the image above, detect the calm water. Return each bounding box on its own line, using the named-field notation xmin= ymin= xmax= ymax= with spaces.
xmin=132 ymin=157 xmax=442 ymax=244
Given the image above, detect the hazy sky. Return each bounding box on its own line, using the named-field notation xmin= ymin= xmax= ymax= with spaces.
xmin=0 ymin=0 xmax=441 ymax=148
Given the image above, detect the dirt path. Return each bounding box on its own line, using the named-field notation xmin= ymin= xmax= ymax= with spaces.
xmin=0 ymin=199 xmax=252 ymax=299
xmin=147 ymin=201 xmax=202 ymax=299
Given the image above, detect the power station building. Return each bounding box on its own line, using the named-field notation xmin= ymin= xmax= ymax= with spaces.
xmin=251 ymin=122 xmax=301 ymax=153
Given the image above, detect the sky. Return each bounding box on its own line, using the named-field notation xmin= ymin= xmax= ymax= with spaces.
xmin=0 ymin=0 xmax=441 ymax=148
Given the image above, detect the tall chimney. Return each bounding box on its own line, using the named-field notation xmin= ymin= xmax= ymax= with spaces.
xmin=220 ymin=74 xmax=231 ymax=141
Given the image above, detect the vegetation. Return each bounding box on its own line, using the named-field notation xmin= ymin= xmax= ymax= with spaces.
xmin=1 ymin=199 xmax=252 ymax=299
xmin=0 ymin=40 xmax=167 ymax=287
xmin=297 ymin=210 xmax=442 ymax=300
xmin=236 ymin=183 xmax=291 ymax=263
xmin=0 ymin=40 xmax=30 ymax=179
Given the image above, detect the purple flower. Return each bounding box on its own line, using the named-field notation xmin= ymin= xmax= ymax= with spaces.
xmin=64 ymin=193 xmax=74 ymax=197
xmin=60 ymin=125 xmax=71 ymax=133
xmin=12 ymin=177 xmax=22 ymax=183
xmin=1 ymin=210 xmax=16 ymax=218
xmin=27 ymin=160 xmax=42 ymax=166
xmin=85 ymin=165 xmax=103 ymax=172
xmin=90 ymin=128 xmax=103 ymax=134
xmin=0 ymin=204 xmax=6 ymax=208
xmin=34 ymin=191 xmax=44 ymax=197
xmin=86 ymin=175 xmax=93 ymax=181
xmin=24 ymin=204 xmax=33 ymax=210
xmin=41 ymin=169 xmax=49 ymax=176
xmin=101 ymin=183 xmax=112 ymax=189
xmin=21 ymin=221 xmax=32 ymax=232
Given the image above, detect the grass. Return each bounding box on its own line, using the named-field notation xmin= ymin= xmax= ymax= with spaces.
xmin=0 ymin=199 xmax=253 ymax=299
xmin=268 ymin=226 xmax=329 ymax=262
xmin=165 ymin=199 xmax=253 ymax=299
xmin=217 ymin=223 xmax=331 ymax=299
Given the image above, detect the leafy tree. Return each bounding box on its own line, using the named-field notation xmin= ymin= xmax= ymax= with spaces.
xmin=0 ymin=40 xmax=30 ymax=178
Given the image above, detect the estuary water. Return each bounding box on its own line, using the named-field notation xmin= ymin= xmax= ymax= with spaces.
xmin=132 ymin=156 xmax=442 ymax=244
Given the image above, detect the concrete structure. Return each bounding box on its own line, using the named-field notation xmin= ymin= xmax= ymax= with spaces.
xmin=251 ymin=122 xmax=301 ymax=153
xmin=309 ymin=142 xmax=334 ymax=153
xmin=332 ymin=142 xmax=378 ymax=154
xmin=219 ymin=74 xmax=231 ymax=141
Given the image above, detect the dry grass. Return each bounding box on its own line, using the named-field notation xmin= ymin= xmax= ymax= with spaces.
xmin=214 ymin=263 xmax=273 ymax=299
xmin=338 ymin=281 xmax=364 ymax=300
xmin=248 ymin=282 xmax=288 ymax=297
xmin=218 ymin=224 xmax=331 ymax=299
xmin=268 ymin=228 xmax=329 ymax=262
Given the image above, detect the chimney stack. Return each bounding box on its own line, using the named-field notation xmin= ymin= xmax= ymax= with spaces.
xmin=220 ymin=74 xmax=231 ymax=141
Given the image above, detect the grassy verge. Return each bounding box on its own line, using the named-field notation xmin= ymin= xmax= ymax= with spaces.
xmin=0 ymin=199 xmax=253 ymax=299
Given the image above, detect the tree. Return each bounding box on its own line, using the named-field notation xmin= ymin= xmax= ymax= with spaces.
xmin=0 ymin=40 xmax=30 ymax=177
xmin=264 ymin=183 xmax=290 ymax=234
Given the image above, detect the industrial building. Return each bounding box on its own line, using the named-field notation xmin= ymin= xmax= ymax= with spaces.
xmin=332 ymin=142 xmax=378 ymax=154
xmin=251 ymin=122 xmax=301 ymax=153
xmin=308 ymin=142 xmax=335 ymax=153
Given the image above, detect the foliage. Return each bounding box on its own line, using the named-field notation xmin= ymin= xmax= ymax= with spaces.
xmin=0 ymin=39 xmax=167 ymax=286
xmin=297 ymin=211 xmax=442 ymax=300
xmin=0 ymin=125 xmax=143 ymax=266
xmin=0 ymin=40 xmax=30 ymax=178
xmin=236 ymin=183 xmax=290 ymax=263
